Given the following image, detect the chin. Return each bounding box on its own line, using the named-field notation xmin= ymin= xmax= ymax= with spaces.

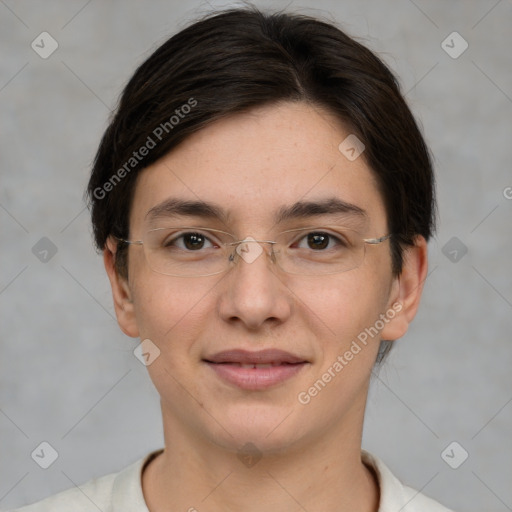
xmin=203 ymin=402 xmax=308 ymax=455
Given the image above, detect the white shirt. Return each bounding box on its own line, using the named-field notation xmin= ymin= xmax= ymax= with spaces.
xmin=9 ymin=450 xmax=454 ymax=511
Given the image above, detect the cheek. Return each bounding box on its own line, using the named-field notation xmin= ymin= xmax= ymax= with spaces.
xmin=130 ymin=267 xmax=213 ymax=347
xmin=300 ymin=272 xmax=394 ymax=395
xmin=130 ymin=275 xmax=216 ymax=402
xmin=295 ymin=273 xmax=392 ymax=413
xmin=300 ymin=271 xmax=390 ymax=346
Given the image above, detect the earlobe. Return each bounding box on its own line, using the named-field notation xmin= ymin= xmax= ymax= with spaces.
xmin=103 ymin=237 xmax=140 ymax=338
xmin=380 ymin=236 xmax=429 ymax=341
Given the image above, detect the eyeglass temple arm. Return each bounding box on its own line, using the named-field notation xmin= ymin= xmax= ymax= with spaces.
xmin=115 ymin=236 xmax=143 ymax=245
xmin=363 ymin=234 xmax=392 ymax=245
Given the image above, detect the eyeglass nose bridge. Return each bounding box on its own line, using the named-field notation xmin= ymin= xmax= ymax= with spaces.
xmin=226 ymin=238 xmax=279 ymax=266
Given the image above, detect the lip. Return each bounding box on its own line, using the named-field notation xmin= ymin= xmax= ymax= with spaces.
xmin=203 ymin=349 xmax=308 ymax=390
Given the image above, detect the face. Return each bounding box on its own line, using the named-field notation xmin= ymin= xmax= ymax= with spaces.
xmin=106 ymin=101 xmax=421 ymax=455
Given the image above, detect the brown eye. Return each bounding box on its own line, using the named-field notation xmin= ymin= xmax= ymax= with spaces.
xmin=164 ymin=232 xmax=215 ymax=251
xmin=183 ymin=233 xmax=206 ymax=250
xmin=307 ymin=232 xmax=330 ymax=250
xmin=295 ymin=231 xmax=337 ymax=251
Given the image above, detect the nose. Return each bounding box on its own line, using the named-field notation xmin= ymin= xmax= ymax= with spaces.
xmin=217 ymin=239 xmax=292 ymax=331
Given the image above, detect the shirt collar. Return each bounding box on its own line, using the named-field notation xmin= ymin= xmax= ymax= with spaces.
xmin=110 ymin=448 xmax=436 ymax=512
xmin=111 ymin=449 xmax=163 ymax=512
xmin=362 ymin=450 xmax=408 ymax=511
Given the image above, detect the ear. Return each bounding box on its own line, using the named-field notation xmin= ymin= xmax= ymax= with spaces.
xmin=380 ymin=235 xmax=429 ymax=341
xmin=103 ymin=237 xmax=140 ymax=338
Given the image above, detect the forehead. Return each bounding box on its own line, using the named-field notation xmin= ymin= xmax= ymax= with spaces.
xmin=129 ymin=101 xmax=387 ymax=233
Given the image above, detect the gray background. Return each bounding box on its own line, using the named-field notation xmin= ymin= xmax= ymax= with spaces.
xmin=1 ymin=0 xmax=511 ymax=510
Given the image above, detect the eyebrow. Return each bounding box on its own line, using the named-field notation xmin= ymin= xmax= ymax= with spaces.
xmin=145 ymin=197 xmax=367 ymax=225
xmin=275 ymin=197 xmax=366 ymax=224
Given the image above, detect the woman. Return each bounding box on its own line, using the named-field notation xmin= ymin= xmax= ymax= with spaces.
xmin=14 ymin=7 xmax=453 ymax=511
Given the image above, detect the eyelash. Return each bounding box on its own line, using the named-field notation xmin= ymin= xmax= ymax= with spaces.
xmin=163 ymin=230 xmax=347 ymax=251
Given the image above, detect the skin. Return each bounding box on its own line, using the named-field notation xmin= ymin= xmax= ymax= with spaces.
xmin=104 ymin=101 xmax=428 ymax=512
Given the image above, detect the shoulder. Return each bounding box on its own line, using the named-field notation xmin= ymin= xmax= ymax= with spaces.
xmin=362 ymin=451 xmax=455 ymax=512
xmin=400 ymin=485 xmax=455 ymax=512
xmin=9 ymin=471 xmax=117 ymax=512
xmin=8 ymin=450 xmax=163 ymax=512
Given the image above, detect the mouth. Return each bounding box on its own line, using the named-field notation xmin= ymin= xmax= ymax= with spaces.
xmin=203 ymin=349 xmax=309 ymax=390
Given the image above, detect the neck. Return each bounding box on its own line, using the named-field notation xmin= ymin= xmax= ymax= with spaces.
xmin=142 ymin=407 xmax=379 ymax=512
